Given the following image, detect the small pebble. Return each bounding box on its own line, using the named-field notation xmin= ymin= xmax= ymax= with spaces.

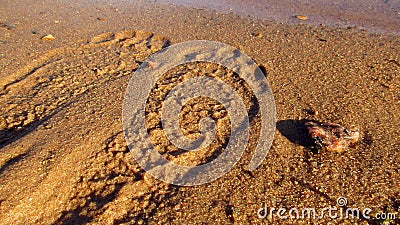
xmin=311 ymin=162 xmax=318 ymax=168
xmin=251 ymin=32 xmax=263 ymax=38
xmin=0 ymin=22 xmax=15 ymax=30
xmin=305 ymin=109 xmax=318 ymax=116
xmin=295 ymin=15 xmax=308 ymax=20
xmin=41 ymin=34 xmax=55 ymax=41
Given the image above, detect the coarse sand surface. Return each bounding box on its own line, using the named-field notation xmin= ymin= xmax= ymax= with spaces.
xmin=0 ymin=0 xmax=399 ymax=224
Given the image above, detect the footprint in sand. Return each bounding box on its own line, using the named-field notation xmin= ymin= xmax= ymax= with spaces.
xmin=0 ymin=30 xmax=168 ymax=147
xmin=0 ymin=29 xmax=259 ymax=224
xmin=0 ymin=30 xmax=171 ymax=224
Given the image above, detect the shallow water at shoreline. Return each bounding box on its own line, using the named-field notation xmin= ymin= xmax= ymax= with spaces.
xmin=154 ymin=0 xmax=400 ymax=35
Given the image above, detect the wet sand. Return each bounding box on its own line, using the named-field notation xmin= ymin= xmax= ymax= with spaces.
xmin=156 ymin=0 xmax=400 ymax=34
xmin=0 ymin=0 xmax=399 ymax=224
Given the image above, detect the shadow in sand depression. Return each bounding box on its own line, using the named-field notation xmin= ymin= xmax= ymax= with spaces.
xmin=276 ymin=119 xmax=313 ymax=149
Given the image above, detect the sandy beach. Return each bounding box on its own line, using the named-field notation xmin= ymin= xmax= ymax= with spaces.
xmin=0 ymin=0 xmax=399 ymax=224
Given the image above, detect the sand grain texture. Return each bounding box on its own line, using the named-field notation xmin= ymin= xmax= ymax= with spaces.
xmin=0 ymin=0 xmax=399 ymax=224
xmin=0 ymin=30 xmax=172 ymax=224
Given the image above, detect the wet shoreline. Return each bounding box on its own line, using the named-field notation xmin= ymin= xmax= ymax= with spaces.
xmin=155 ymin=0 xmax=400 ymax=35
